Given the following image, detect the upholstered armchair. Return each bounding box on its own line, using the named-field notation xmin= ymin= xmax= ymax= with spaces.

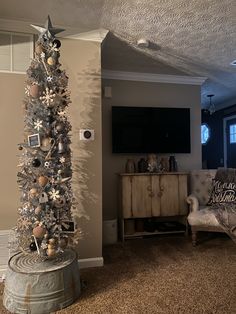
xmin=186 ymin=169 xmax=224 ymax=246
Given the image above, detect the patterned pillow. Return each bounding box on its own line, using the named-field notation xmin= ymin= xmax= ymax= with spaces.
xmin=207 ymin=180 xmax=236 ymax=205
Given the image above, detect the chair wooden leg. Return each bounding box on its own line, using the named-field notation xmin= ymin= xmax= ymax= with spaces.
xmin=184 ymin=217 xmax=189 ymax=237
xmin=192 ymin=230 xmax=197 ymax=246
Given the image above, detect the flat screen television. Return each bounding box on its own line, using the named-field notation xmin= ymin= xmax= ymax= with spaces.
xmin=112 ymin=106 xmax=191 ymax=153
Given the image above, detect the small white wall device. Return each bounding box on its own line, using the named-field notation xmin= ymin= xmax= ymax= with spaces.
xmin=79 ymin=129 xmax=95 ymax=141
xmin=104 ymin=86 xmax=112 ymax=98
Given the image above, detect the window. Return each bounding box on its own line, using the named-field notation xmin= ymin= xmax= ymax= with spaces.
xmin=201 ymin=123 xmax=210 ymax=144
xmin=230 ymin=124 xmax=236 ymax=143
xmin=0 ymin=31 xmax=33 ymax=74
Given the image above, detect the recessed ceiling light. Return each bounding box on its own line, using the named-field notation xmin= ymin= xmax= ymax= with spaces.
xmin=230 ymin=60 xmax=236 ymax=66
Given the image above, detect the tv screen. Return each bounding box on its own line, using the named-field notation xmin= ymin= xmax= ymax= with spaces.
xmin=112 ymin=106 xmax=191 ymax=153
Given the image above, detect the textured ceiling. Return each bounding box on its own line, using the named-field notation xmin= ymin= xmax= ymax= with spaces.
xmin=0 ymin=0 xmax=236 ymax=108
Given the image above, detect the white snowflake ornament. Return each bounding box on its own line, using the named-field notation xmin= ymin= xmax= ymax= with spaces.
xmin=17 ymin=217 xmax=32 ymax=231
xmin=49 ymin=42 xmax=59 ymax=53
xmin=59 ymin=156 xmax=66 ymax=164
xmin=57 ymin=109 xmax=67 ymax=121
xmin=47 ymin=76 xmax=53 ymax=82
xmin=25 ymin=86 xmax=30 ymax=96
xmin=49 ymin=188 xmax=60 ymax=200
xmin=40 ymin=52 xmax=46 ymax=59
xmin=44 ymin=161 xmax=52 ymax=168
xmin=40 ymin=87 xmax=56 ymax=106
xmin=33 ymin=119 xmax=43 ymax=131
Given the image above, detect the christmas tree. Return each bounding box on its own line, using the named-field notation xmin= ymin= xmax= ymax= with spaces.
xmin=16 ymin=16 xmax=76 ymax=258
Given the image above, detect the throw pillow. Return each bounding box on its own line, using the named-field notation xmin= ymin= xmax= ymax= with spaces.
xmin=214 ymin=167 xmax=236 ymax=184
xmin=207 ymin=179 xmax=236 ymax=205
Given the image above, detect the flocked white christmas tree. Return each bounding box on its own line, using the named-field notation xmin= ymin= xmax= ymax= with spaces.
xmin=15 ymin=16 xmax=77 ymax=258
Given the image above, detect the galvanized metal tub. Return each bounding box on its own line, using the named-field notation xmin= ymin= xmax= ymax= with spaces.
xmin=3 ymin=249 xmax=81 ymax=314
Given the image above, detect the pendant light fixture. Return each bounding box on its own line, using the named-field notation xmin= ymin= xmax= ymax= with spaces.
xmin=207 ymin=94 xmax=215 ymax=115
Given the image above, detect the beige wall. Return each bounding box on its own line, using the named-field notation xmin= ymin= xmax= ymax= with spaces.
xmin=0 ymin=73 xmax=25 ymax=228
xmin=61 ymin=38 xmax=102 ymax=259
xmin=0 ymin=38 xmax=102 ymax=259
xmin=102 ymin=79 xmax=202 ymax=220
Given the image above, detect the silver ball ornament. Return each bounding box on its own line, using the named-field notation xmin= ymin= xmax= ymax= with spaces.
xmin=55 ymin=123 xmax=64 ymax=132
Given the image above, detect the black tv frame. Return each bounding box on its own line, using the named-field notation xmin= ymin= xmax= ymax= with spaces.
xmin=112 ymin=106 xmax=191 ymax=154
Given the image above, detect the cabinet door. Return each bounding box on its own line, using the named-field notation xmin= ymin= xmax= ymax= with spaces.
xmin=121 ymin=176 xmax=132 ymax=218
xmin=131 ymin=176 xmax=152 ymax=217
xmin=160 ymin=175 xmax=179 ymax=216
xmin=151 ymin=176 xmax=161 ymax=216
xmin=178 ymin=175 xmax=188 ymax=215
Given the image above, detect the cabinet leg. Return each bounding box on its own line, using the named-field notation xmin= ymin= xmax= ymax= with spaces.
xmin=192 ymin=229 xmax=197 ymax=246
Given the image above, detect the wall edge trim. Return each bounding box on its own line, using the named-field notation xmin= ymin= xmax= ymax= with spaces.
xmin=102 ymin=70 xmax=207 ymax=85
xmin=66 ymin=28 xmax=109 ymax=43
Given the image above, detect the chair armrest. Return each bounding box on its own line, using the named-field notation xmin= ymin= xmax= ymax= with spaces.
xmin=186 ymin=194 xmax=200 ymax=212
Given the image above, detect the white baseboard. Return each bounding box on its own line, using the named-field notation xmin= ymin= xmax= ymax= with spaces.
xmin=0 ymin=229 xmax=12 ymax=280
xmin=78 ymin=257 xmax=104 ymax=269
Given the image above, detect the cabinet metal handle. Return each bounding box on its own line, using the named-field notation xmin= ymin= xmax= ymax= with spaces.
xmin=160 ymin=186 xmax=164 ymax=192
xmin=147 ymin=185 xmax=152 ymax=191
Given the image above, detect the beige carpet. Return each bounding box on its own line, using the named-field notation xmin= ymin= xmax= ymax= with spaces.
xmin=1 ymin=234 xmax=236 ymax=314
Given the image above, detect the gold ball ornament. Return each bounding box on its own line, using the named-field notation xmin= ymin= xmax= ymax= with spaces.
xmin=38 ymin=175 xmax=49 ymax=187
xmin=35 ymin=206 xmax=42 ymax=215
xmin=33 ymin=225 xmax=46 ymax=239
xmin=30 ymin=84 xmax=39 ymax=98
xmin=47 ymin=248 xmax=56 ymax=257
xmin=47 ymin=244 xmax=55 ymax=249
xmin=40 ymin=137 xmax=55 ymax=152
xmin=47 ymin=57 xmax=56 ymax=66
xmin=29 ymin=188 xmax=38 ymax=198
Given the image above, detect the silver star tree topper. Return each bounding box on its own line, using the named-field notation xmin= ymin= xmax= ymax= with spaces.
xmin=31 ymin=15 xmax=64 ymax=40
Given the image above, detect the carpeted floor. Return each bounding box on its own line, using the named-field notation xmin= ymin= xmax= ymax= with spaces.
xmin=1 ymin=234 xmax=236 ymax=314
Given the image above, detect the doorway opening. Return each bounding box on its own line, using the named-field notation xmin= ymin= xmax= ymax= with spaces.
xmin=223 ymin=115 xmax=236 ymax=167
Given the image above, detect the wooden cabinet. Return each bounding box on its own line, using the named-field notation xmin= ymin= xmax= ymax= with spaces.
xmin=119 ymin=172 xmax=188 ymax=240
xmin=130 ymin=175 xmax=152 ymax=217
